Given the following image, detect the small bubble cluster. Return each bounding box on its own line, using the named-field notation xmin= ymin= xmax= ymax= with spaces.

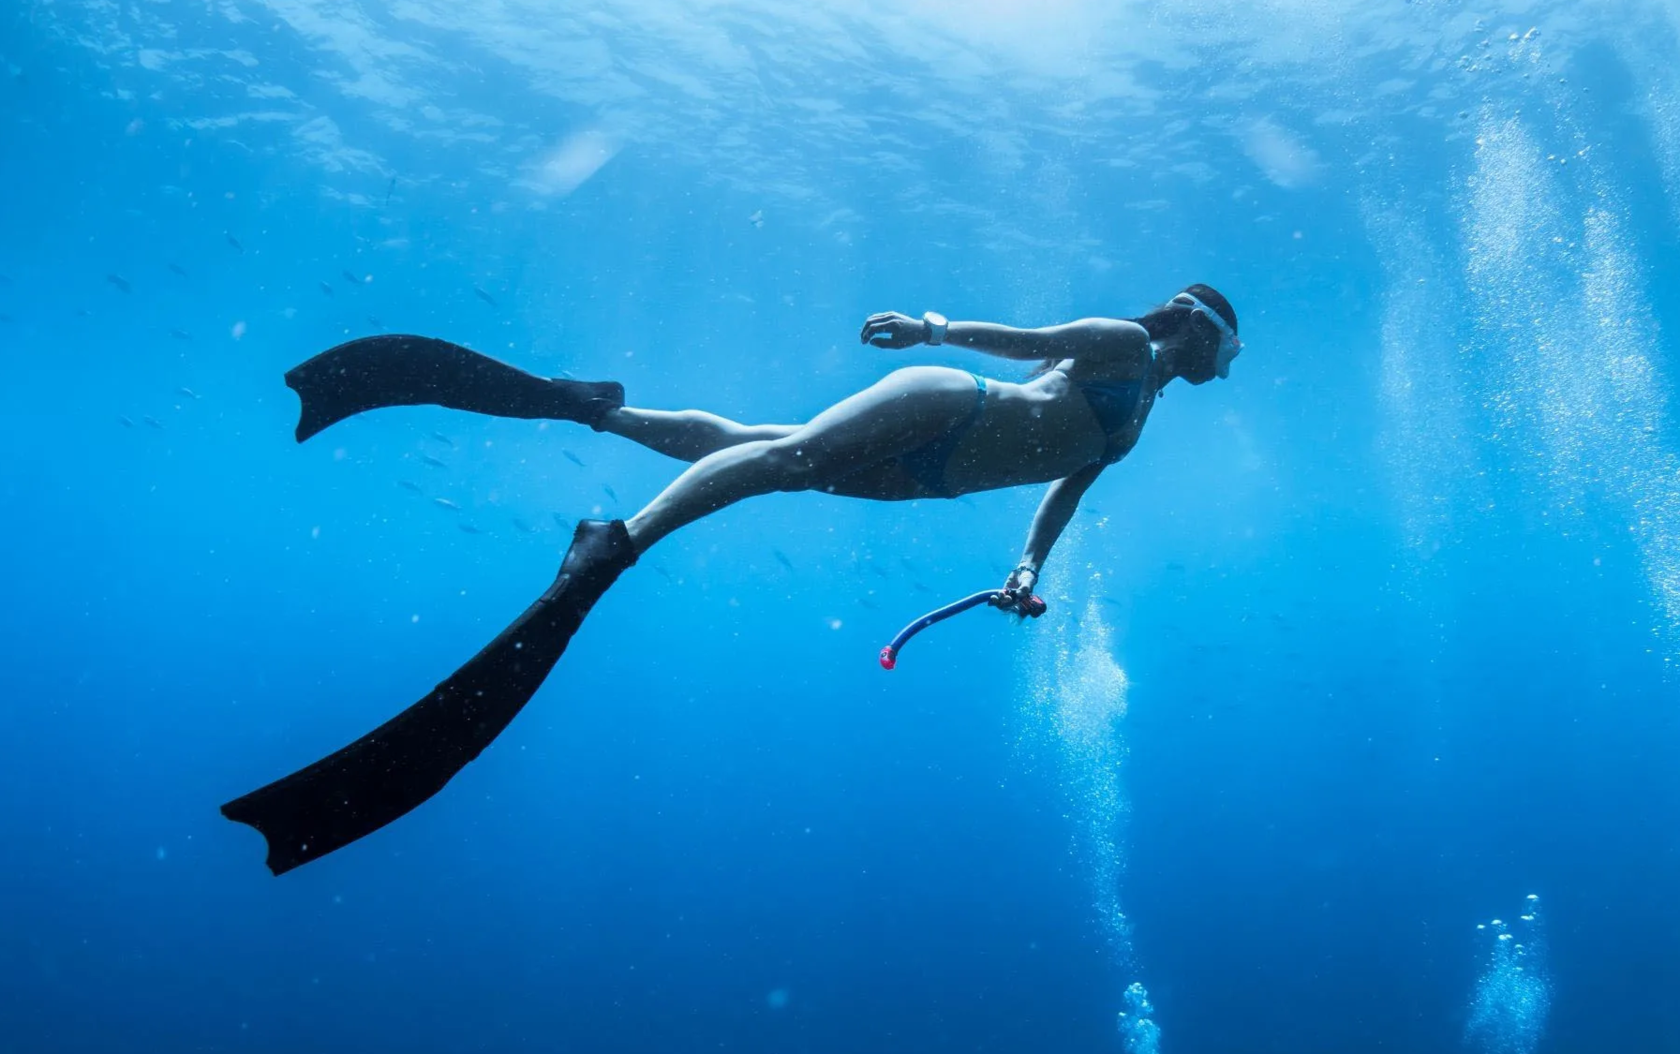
xmin=1116 ymin=981 xmax=1162 ymax=1054
xmin=1466 ymin=895 xmax=1551 ymax=1054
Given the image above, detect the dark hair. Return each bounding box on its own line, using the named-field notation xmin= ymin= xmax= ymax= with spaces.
xmin=1028 ymin=283 xmax=1238 ymax=378
xmin=1133 ymin=283 xmax=1238 ymax=342
xmin=1181 ymin=283 xmax=1237 ymax=334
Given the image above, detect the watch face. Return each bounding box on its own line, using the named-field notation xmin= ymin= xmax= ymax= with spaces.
xmin=925 ymin=312 xmax=947 ymax=327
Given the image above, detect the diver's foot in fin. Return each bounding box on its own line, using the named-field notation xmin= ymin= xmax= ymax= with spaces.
xmin=285 ymin=334 xmax=625 ymax=442
xmin=555 ymin=519 xmax=640 ymax=605
xmin=218 ymin=519 xmax=637 ymax=876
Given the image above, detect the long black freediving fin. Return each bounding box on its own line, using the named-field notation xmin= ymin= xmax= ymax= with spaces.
xmin=221 ymin=520 xmax=637 ymax=875
xmin=285 ymin=334 xmax=625 ymax=442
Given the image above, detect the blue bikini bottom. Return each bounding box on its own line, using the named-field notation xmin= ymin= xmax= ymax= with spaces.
xmin=896 ymin=373 xmax=987 ymax=497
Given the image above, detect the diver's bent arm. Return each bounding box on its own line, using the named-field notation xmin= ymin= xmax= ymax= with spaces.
xmin=946 ymin=318 xmax=1148 ymax=366
xmin=1016 ymin=462 xmax=1105 ymax=576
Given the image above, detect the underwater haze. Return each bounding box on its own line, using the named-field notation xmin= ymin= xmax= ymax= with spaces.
xmin=3 ymin=0 xmax=1679 ymax=1051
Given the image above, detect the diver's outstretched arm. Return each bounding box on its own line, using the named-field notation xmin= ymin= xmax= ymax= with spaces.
xmin=944 ymin=319 xmax=1147 ymax=366
xmin=1002 ymin=462 xmax=1105 ymax=598
xmin=860 ymin=311 xmax=1149 ymax=367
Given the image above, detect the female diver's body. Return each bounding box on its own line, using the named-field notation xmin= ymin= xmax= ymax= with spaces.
xmin=597 ymin=285 xmax=1239 ymax=600
xmin=222 ymin=284 xmax=1240 ymax=875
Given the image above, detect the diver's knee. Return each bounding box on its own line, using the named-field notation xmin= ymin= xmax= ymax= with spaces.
xmin=758 ymin=440 xmax=823 ymax=490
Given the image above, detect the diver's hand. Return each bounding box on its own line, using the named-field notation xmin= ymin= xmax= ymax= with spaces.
xmin=991 ymin=565 xmax=1040 ymax=615
xmin=860 ymin=311 xmax=931 ymax=350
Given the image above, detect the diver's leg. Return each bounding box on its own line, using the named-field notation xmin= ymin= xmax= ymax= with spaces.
xmin=623 ymin=367 xmax=976 ymax=552
xmin=596 ymin=408 xmax=798 ymax=462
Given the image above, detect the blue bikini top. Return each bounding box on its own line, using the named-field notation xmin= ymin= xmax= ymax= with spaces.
xmin=1062 ymin=350 xmax=1154 ymax=465
xmin=1080 ymin=377 xmax=1145 ymax=434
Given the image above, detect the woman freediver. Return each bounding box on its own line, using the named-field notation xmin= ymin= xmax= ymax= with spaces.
xmin=222 ymin=286 xmax=1240 ymax=875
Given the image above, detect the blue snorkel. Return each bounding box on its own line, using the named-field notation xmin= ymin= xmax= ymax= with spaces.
xmin=879 ymin=589 xmax=1047 ymax=670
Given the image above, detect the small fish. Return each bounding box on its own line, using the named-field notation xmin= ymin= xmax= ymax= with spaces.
xmin=341 ymin=269 xmax=362 ymax=286
xmin=0 ymin=273 xmax=11 ymax=284
xmin=551 ymin=513 xmax=570 ymax=531
xmin=856 ymin=596 xmax=879 ymax=610
xmin=912 ymin=582 xmax=935 ymax=594
xmin=118 ymin=415 xmax=135 ymax=428
xmin=176 ymin=386 xmax=199 ymax=400
xmin=429 ymin=431 xmax=454 ymax=447
xmin=652 ymin=563 xmax=674 ymax=582
xmin=1165 ymin=561 xmax=1186 ymax=572
xmin=748 ymin=209 xmax=763 ymax=228
xmin=167 ymin=262 xmax=188 ymax=278
xmin=867 ymin=564 xmax=888 ymax=578
xmin=169 ymin=328 xmax=191 ymax=341
xmin=433 ymin=497 xmax=461 ymax=511
xmin=772 ymin=548 xmax=794 ymax=571
xmin=142 ymin=415 xmax=164 ymax=430
xmin=512 ymin=517 xmax=536 ymax=533
xmin=384 ymin=176 xmax=396 ymax=206
xmin=366 ymin=315 xmax=384 ymax=328
xmin=1100 ymin=596 xmax=1124 ymax=607
xmin=106 ymin=273 xmax=132 ymax=293
xmin=421 ymin=453 xmax=448 ymax=469
xmin=562 ymin=449 xmax=585 ymax=468
xmin=74 ymin=308 xmax=92 ymax=318
xmin=397 ymin=479 xmax=423 ymax=493
xmin=0 ymin=314 xmax=12 ymax=324
xmin=318 ymin=281 xmax=334 ymax=297
xmin=458 ymin=523 xmax=483 ymax=535
xmin=473 ymin=284 xmax=497 ymax=306
xmin=899 ymin=557 xmax=918 ymax=573
xmin=225 ymin=232 xmax=244 ymax=252
xmin=602 ymin=484 xmax=617 ymax=502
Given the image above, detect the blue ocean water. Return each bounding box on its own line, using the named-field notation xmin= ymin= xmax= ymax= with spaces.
xmin=3 ymin=2 xmax=1679 ymax=1051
